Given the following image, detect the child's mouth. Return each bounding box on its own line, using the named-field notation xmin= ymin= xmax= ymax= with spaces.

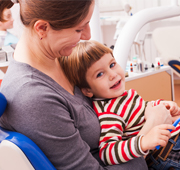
xmin=110 ymin=80 xmax=121 ymax=89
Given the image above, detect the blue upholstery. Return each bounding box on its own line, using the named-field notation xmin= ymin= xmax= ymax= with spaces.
xmin=0 ymin=93 xmax=7 ymax=117
xmin=0 ymin=92 xmax=56 ymax=170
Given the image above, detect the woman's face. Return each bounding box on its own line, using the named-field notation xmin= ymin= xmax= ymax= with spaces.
xmin=47 ymin=1 xmax=95 ymax=58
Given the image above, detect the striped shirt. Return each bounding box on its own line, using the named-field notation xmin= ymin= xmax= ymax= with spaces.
xmin=93 ymin=89 xmax=180 ymax=165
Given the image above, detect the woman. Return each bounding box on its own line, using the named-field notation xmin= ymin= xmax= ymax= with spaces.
xmin=0 ymin=0 xmax=173 ymax=169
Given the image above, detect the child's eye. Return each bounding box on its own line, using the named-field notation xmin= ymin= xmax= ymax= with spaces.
xmin=110 ymin=62 xmax=115 ymax=68
xmin=97 ymin=72 xmax=103 ymax=78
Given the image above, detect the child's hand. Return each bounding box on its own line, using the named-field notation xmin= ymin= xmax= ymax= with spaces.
xmin=140 ymin=124 xmax=175 ymax=152
xmin=145 ymin=102 xmax=172 ymax=124
xmin=160 ymin=101 xmax=180 ymax=117
xmin=172 ymin=115 xmax=180 ymax=124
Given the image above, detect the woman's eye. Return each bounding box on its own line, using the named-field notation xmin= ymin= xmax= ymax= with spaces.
xmin=110 ymin=62 xmax=115 ymax=68
xmin=97 ymin=72 xmax=103 ymax=78
xmin=76 ymin=29 xmax=83 ymax=33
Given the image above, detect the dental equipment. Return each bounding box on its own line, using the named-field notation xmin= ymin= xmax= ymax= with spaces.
xmin=113 ymin=0 xmax=180 ymax=71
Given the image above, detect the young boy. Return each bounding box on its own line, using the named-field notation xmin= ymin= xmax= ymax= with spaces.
xmin=0 ymin=0 xmax=18 ymax=48
xmin=60 ymin=40 xmax=180 ymax=169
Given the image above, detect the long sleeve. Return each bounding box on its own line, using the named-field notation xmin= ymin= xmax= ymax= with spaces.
xmin=93 ymin=89 xmax=148 ymax=165
xmin=97 ymin=112 xmax=147 ymax=165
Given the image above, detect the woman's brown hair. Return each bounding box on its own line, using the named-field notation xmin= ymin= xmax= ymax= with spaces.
xmin=60 ymin=40 xmax=113 ymax=89
xmin=0 ymin=0 xmax=14 ymax=22
xmin=18 ymin=0 xmax=93 ymax=29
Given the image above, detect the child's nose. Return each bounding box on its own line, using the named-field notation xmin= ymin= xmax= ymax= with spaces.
xmin=109 ymin=70 xmax=117 ymax=80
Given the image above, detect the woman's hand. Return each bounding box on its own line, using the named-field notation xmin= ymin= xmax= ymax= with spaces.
xmin=140 ymin=124 xmax=175 ymax=152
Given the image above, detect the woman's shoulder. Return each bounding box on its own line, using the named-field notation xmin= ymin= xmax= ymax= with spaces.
xmin=2 ymin=60 xmax=64 ymax=101
xmin=1 ymin=60 xmax=91 ymax=107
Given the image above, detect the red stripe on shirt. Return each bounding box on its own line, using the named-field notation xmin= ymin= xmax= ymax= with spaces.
xmin=121 ymin=141 xmax=129 ymax=161
xmin=120 ymin=90 xmax=135 ymax=117
xmin=97 ymin=111 xmax=120 ymax=117
xmin=101 ymin=123 xmax=123 ymax=132
xmin=109 ymin=143 xmax=116 ymax=165
xmin=99 ymin=135 xmax=122 ymax=146
xmin=107 ymin=98 xmax=116 ymax=112
xmin=128 ymin=98 xmax=143 ymax=124
xmin=129 ymin=138 xmax=138 ymax=158
xmin=171 ymin=125 xmax=180 ymax=133
xmin=99 ymin=143 xmax=108 ymax=158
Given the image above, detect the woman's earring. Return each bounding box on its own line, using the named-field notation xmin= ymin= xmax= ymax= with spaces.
xmin=40 ymin=37 xmax=42 ymax=40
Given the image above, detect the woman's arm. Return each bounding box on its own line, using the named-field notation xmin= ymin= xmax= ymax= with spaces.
xmin=9 ymin=85 xmax=105 ymax=170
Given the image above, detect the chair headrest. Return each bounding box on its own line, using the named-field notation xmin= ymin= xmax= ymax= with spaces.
xmin=0 ymin=93 xmax=7 ymax=117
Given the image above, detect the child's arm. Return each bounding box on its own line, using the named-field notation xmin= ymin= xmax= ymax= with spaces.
xmin=98 ymin=112 xmax=148 ymax=165
xmin=140 ymin=124 xmax=175 ymax=151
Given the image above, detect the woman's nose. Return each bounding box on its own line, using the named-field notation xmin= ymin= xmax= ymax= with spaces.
xmin=10 ymin=17 xmax=14 ymax=22
xmin=80 ymin=24 xmax=91 ymax=40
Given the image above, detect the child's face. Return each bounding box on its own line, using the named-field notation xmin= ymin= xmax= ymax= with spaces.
xmin=83 ymin=53 xmax=125 ymax=98
xmin=0 ymin=8 xmax=14 ymax=31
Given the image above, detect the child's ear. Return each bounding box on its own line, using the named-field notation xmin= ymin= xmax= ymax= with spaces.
xmin=81 ymin=88 xmax=94 ymax=98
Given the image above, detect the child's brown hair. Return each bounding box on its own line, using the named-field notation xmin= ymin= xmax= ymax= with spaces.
xmin=0 ymin=0 xmax=13 ymax=22
xmin=60 ymin=40 xmax=113 ymax=89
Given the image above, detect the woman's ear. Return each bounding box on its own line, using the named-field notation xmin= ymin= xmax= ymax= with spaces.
xmin=81 ymin=88 xmax=94 ymax=98
xmin=34 ymin=20 xmax=49 ymax=39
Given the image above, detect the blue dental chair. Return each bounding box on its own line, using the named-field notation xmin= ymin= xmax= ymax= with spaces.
xmin=0 ymin=93 xmax=56 ymax=170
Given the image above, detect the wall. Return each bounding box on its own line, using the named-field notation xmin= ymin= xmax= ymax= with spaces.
xmin=9 ymin=4 xmax=23 ymax=39
xmin=99 ymin=0 xmax=180 ymax=63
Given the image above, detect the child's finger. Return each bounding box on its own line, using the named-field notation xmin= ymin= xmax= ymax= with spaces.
xmin=172 ymin=115 xmax=180 ymax=123
xmin=169 ymin=105 xmax=178 ymax=114
xmin=158 ymin=138 xmax=169 ymax=147
xmin=159 ymin=134 xmax=170 ymax=143
xmin=158 ymin=124 xmax=175 ymax=131
xmin=159 ymin=129 xmax=171 ymax=138
xmin=155 ymin=127 xmax=173 ymax=150
xmin=176 ymin=107 xmax=180 ymax=115
xmin=171 ymin=108 xmax=180 ymax=118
